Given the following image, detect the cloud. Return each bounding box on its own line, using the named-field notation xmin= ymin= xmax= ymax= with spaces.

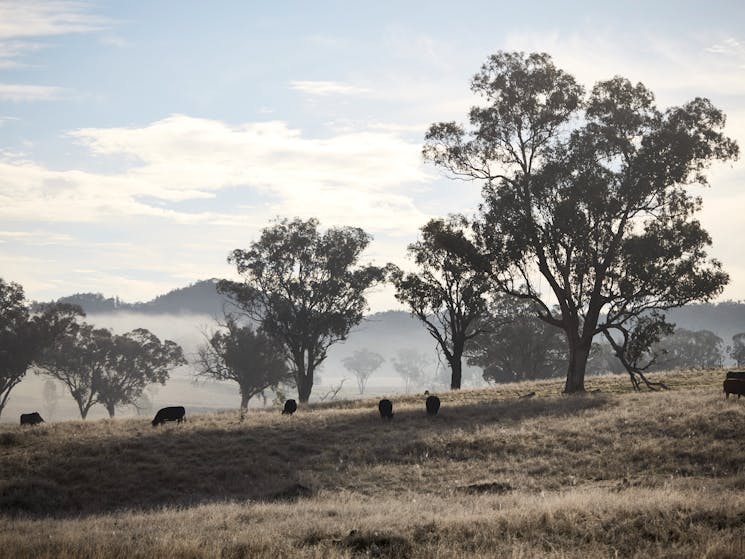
xmin=290 ymin=80 xmax=371 ymax=96
xmin=0 ymin=114 xmax=435 ymax=232
xmin=0 ymin=1 xmax=107 ymax=40
xmin=0 ymin=1 xmax=107 ymax=97
xmin=503 ymin=29 xmax=745 ymax=100
xmin=0 ymin=83 xmax=63 ymax=101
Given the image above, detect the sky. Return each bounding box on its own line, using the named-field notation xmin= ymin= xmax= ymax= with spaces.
xmin=1 ymin=0 xmax=745 ymax=311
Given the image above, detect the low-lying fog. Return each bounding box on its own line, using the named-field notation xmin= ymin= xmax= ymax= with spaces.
xmin=2 ymin=311 xmax=484 ymax=423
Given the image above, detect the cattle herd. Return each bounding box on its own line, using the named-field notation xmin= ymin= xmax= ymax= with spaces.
xmin=16 ymin=374 xmax=745 ymax=426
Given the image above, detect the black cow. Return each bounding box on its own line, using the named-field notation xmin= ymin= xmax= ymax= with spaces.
xmin=726 ymin=371 xmax=745 ymax=380
xmin=378 ymin=399 xmax=393 ymax=420
xmin=151 ymin=406 xmax=186 ymax=427
xmin=724 ymin=379 xmax=745 ymax=399
xmin=425 ymin=395 xmax=441 ymax=416
xmin=282 ymin=399 xmax=298 ymax=415
xmin=20 ymin=412 xmax=44 ymax=425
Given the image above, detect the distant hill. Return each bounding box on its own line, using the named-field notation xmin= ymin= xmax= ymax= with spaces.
xmin=44 ymin=279 xmax=232 ymax=317
xmin=665 ymin=301 xmax=745 ymax=343
xmin=38 ymin=280 xmax=745 ymax=346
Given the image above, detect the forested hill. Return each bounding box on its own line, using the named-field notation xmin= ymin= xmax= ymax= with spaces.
xmin=665 ymin=302 xmax=745 ymax=342
xmin=43 ymin=279 xmax=230 ymax=317
xmin=36 ymin=280 xmax=745 ymax=341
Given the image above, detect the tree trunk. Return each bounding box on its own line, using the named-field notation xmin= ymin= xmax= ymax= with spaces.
xmin=450 ymin=356 xmax=463 ymax=390
xmin=106 ymin=403 xmax=115 ymax=418
xmin=79 ymin=404 xmax=89 ymax=419
xmin=240 ymin=392 xmax=250 ymax=411
xmin=564 ymin=341 xmax=590 ymax=393
xmin=297 ymin=371 xmax=314 ymax=403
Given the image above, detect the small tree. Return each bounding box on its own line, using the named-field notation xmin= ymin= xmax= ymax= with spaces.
xmin=392 ymin=348 xmax=429 ymax=393
xmin=0 ymin=278 xmax=82 ymax=419
xmin=390 ymin=216 xmax=490 ymax=389
xmin=195 ymin=317 xmax=292 ymax=414
xmin=42 ymin=379 xmax=60 ymax=420
xmin=96 ymin=328 xmax=186 ymax=417
xmin=342 ymin=349 xmax=384 ymax=394
xmin=36 ymin=323 xmax=111 ymax=419
xmin=37 ymin=323 xmax=184 ymax=418
xmin=730 ymin=333 xmax=745 ymax=367
xmin=219 ymin=217 xmax=386 ymax=403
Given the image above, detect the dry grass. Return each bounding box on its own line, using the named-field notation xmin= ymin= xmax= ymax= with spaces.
xmin=1 ymin=369 xmax=744 ymax=558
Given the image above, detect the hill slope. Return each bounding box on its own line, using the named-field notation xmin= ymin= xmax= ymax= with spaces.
xmin=1 ymin=370 xmax=744 ymax=558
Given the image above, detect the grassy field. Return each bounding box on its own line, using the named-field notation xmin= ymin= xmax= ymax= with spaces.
xmin=1 ymin=369 xmax=745 ymax=558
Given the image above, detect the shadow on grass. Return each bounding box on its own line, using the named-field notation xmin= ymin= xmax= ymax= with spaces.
xmin=0 ymin=393 xmax=610 ymax=518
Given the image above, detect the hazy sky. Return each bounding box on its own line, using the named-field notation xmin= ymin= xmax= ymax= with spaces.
xmin=1 ymin=0 xmax=744 ymax=310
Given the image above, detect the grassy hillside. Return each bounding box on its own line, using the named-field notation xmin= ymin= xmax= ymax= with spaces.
xmin=1 ymin=370 xmax=744 ymax=558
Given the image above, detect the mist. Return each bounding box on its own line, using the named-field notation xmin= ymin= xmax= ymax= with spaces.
xmin=1 ymin=309 xmax=484 ymax=423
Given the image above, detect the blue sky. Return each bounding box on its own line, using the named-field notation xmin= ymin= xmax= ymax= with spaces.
xmin=1 ymin=0 xmax=744 ymax=310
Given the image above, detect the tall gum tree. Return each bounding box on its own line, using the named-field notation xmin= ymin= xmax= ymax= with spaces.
xmin=424 ymin=51 xmax=738 ymax=393
xmin=219 ymin=218 xmax=386 ymax=403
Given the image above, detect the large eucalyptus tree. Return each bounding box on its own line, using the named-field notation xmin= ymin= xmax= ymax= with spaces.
xmin=424 ymin=51 xmax=737 ymax=392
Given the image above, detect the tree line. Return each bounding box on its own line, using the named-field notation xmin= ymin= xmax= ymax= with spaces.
xmin=0 ymin=50 xmax=739 ymax=416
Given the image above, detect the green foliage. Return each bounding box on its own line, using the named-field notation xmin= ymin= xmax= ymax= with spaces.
xmin=466 ymin=296 xmax=566 ymax=383
xmin=341 ymin=348 xmax=384 ymax=394
xmin=97 ymin=328 xmax=186 ymax=417
xmin=650 ymin=328 xmax=724 ymax=370
xmin=219 ymin=217 xmax=386 ymax=402
xmin=195 ymin=317 xmax=292 ymax=410
xmin=424 ymin=51 xmax=738 ymax=392
xmin=0 ymin=279 xmax=84 ymax=418
xmin=390 ymin=216 xmax=491 ymax=389
xmin=36 ymin=322 xmax=185 ymax=418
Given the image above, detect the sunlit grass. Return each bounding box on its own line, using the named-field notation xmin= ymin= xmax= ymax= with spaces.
xmin=1 ymin=369 xmax=742 ymax=558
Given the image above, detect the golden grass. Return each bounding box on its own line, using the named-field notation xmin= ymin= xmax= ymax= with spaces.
xmin=1 ymin=369 xmax=743 ymax=558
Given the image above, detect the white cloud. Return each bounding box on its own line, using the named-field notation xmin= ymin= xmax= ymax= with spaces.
xmin=0 ymin=114 xmax=435 ymax=233
xmin=503 ymin=29 xmax=745 ymax=101
xmin=0 ymin=1 xmax=107 ymax=98
xmin=0 ymin=83 xmax=62 ymax=101
xmin=0 ymin=1 xmax=107 ymax=40
xmin=290 ymin=80 xmax=371 ymax=96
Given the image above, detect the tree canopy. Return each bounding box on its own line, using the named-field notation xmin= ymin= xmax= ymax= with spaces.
xmin=342 ymin=348 xmax=384 ymax=394
xmin=195 ymin=317 xmax=292 ymax=413
xmin=96 ymin=328 xmax=186 ymax=417
xmin=36 ymin=321 xmax=185 ymax=418
xmin=466 ymin=296 xmax=566 ymax=383
xmin=424 ymin=51 xmax=738 ymax=392
xmin=0 ymin=278 xmax=83 ymax=418
xmin=219 ymin=217 xmax=386 ymax=402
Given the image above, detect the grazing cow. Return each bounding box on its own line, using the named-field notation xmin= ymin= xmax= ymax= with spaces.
xmin=726 ymin=371 xmax=745 ymax=381
xmin=20 ymin=412 xmax=44 ymax=426
xmin=378 ymin=399 xmax=393 ymax=420
xmin=425 ymin=395 xmax=441 ymax=416
xmin=724 ymin=379 xmax=745 ymax=399
xmin=151 ymin=406 xmax=186 ymax=427
xmin=282 ymin=399 xmax=298 ymax=415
